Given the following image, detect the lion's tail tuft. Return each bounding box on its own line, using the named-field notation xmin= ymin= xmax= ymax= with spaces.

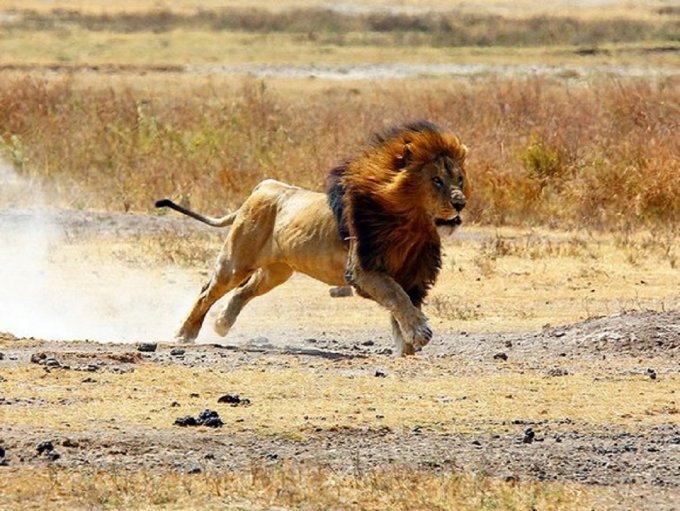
xmin=155 ymin=199 xmax=237 ymax=228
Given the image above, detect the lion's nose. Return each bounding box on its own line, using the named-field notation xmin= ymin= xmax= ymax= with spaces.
xmin=451 ymin=192 xmax=466 ymax=212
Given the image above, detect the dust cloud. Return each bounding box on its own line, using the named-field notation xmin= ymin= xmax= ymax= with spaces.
xmin=0 ymin=161 xmax=199 ymax=343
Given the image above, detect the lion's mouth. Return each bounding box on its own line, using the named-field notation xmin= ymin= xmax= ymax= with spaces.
xmin=435 ymin=215 xmax=462 ymax=228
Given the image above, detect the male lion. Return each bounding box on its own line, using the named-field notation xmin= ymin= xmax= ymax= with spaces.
xmin=157 ymin=121 xmax=468 ymax=356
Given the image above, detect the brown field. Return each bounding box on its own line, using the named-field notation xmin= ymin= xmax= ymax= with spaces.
xmin=1 ymin=1 xmax=680 ymax=509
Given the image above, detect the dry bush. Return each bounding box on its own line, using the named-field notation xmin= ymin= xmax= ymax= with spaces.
xmin=9 ymin=7 xmax=678 ymax=47
xmin=0 ymin=76 xmax=678 ymax=231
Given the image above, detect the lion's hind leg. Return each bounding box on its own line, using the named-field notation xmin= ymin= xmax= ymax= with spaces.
xmin=175 ymin=267 xmax=254 ymax=344
xmin=214 ymin=263 xmax=294 ymax=337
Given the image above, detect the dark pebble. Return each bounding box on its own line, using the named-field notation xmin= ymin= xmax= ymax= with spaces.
xmin=37 ymin=441 xmax=54 ymax=454
xmin=374 ymin=370 xmax=387 ymax=378
xmin=137 ymin=343 xmax=157 ymax=353
xmin=493 ymin=352 xmax=508 ymax=361
xmin=0 ymin=446 xmax=5 ymax=458
xmin=218 ymin=394 xmax=241 ymax=404
xmin=174 ymin=415 xmax=198 ymax=427
xmin=187 ymin=465 xmax=202 ymax=474
xmin=30 ymin=353 xmax=46 ymax=364
xmin=362 ymin=340 xmax=375 ymax=346
xmin=46 ymin=451 xmax=61 ymax=461
xmin=522 ymin=428 xmax=535 ymax=444
xmin=170 ymin=348 xmax=186 ymax=356
xmin=0 ymin=352 xmax=5 ymax=360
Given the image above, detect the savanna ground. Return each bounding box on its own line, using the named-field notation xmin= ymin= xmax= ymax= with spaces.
xmin=1 ymin=1 xmax=679 ymax=509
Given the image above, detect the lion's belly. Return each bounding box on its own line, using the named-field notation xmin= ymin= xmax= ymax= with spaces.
xmin=270 ymin=190 xmax=348 ymax=286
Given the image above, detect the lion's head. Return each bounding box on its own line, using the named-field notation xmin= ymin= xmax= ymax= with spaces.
xmin=327 ymin=121 xmax=468 ymax=306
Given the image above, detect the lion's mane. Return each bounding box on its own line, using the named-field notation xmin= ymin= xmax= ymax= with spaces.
xmin=327 ymin=120 xmax=467 ymax=307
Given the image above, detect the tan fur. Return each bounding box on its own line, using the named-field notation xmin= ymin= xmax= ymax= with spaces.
xmin=164 ymin=123 xmax=468 ymax=356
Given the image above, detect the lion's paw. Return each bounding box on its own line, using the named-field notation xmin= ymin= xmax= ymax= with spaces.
xmin=411 ymin=323 xmax=433 ymax=348
xmin=174 ymin=334 xmax=197 ymax=345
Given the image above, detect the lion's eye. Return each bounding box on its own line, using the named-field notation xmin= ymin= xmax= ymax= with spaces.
xmin=432 ymin=176 xmax=444 ymax=189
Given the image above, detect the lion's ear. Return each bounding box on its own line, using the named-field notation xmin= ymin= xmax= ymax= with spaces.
xmin=395 ymin=143 xmax=412 ymax=170
xmin=459 ymin=144 xmax=468 ymax=161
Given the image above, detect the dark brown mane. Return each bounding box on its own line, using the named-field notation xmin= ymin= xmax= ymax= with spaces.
xmin=326 ymin=121 xmax=466 ymax=306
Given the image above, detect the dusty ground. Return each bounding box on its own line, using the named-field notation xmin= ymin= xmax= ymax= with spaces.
xmin=1 ymin=210 xmax=679 ymax=510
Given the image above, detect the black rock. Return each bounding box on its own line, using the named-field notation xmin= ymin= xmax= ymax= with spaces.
xmin=493 ymin=352 xmax=508 ymax=361
xmin=218 ymin=394 xmax=241 ymax=404
xmin=170 ymin=347 xmax=186 ymax=356
xmin=201 ymin=416 xmax=224 ymax=428
xmin=137 ymin=343 xmax=157 ymax=353
xmin=174 ymin=415 xmax=198 ymax=427
xmin=374 ymin=370 xmax=387 ymax=378
xmin=37 ymin=441 xmax=54 ymax=454
xmin=187 ymin=465 xmax=202 ymax=474
xmin=46 ymin=451 xmax=61 ymax=461
xmin=522 ymin=428 xmax=536 ymax=444
xmin=0 ymin=446 xmax=5 ymax=458
xmin=30 ymin=353 xmax=46 ymax=364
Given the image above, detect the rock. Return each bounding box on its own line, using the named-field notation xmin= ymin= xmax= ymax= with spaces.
xmin=174 ymin=415 xmax=198 ymax=427
xmin=374 ymin=370 xmax=387 ymax=378
xmin=46 ymin=451 xmax=61 ymax=461
xmin=0 ymin=352 xmax=5 ymax=360
xmin=170 ymin=348 xmax=186 ymax=356
xmin=137 ymin=343 xmax=157 ymax=353
xmin=547 ymin=368 xmax=569 ymax=377
xmin=361 ymin=340 xmax=375 ymax=346
xmin=187 ymin=464 xmax=202 ymax=474
xmin=647 ymin=368 xmax=657 ymax=380
xmin=522 ymin=428 xmax=536 ymax=444
xmin=0 ymin=446 xmax=5 ymax=458
xmin=175 ymin=409 xmax=224 ymax=428
xmin=218 ymin=394 xmax=251 ymax=407
xmin=30 ymin=353 xmax=47 ymax=364
xmin=37 ymin=441 xmax=54 ymax=454
xmin=493 ymin=352 xmax=508 ymax=361
xmin=217 ymin=394 xmax=241 ymax=404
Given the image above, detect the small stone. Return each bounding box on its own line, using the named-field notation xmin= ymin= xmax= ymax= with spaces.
xmin=30 ymin=353 xmax=46 ymax=364
xmin=174 ymin=415 xmax=198 ymax=427
xmin=37 ymin=441 xmax=54 ymax=454
xmin=218 ymin=394 xmax=241 ymax=404
xmin=0 ymin=352 xmax=5 ymax=360
xmin=493 ymin=352 xmax=508 ymax=361
xmin=647 ymin=368 xmax=657 ymax=380
xmin=361 ymin=340 xmax=375 ymax=346
xmin=187 ymin=465 xmax=202 ymax=474
xmin=522 ymin=428 xmax=535 ymax=444
xmin=137 ymin=343 xmax=157 ymax=353
xmin=170 ymin=348 xmax=186 ymax=356
xmin=374 ymin=370 xmax=387 ymax=378
xmin=46 ymin=451 xmax=61 ymax=461
xmin=0 ymin=446 xmax=5 ymax=458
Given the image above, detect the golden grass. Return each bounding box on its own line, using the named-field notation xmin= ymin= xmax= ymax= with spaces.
xmin=74 ymin=224 xmax=678 ymax=336
xmin=0 ymin=464 xmax=596 ymax=511
xmin=1 ymin=355 xmax=677 ymax=437
xmin=1 ymin=75 xmax=678 ymax=230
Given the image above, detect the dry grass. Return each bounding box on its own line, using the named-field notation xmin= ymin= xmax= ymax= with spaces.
xmin=0 ymin=464 xmax=595 ymax=510
xmin=4 ymin=6 xmax=676 ymax=48
xmin=2 ymin=354 xmax=678 ymax=437
xmin=1 ymin=76 xmax=678 ymax=230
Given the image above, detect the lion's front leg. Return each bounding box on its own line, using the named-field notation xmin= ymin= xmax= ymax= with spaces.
xmin=390 ymin=314 xmax=419 ymax=356
xmin=348 ymin=265 xmax=432 ymax=352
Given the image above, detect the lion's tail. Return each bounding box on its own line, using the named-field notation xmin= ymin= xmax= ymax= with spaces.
xmin=155 ymin=199 xmax=238 ymax=228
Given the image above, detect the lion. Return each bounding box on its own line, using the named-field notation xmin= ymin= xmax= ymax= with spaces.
xmin=156 ymin=120 xmax=468 ymax=356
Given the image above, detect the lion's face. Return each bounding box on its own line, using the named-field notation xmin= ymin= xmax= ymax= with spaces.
xmin=410 ymin=152 xmax=467 ymax=224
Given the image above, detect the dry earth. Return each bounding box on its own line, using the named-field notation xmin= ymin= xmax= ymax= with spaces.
xmin=1 ymin=211 xmax=679 ymax=510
